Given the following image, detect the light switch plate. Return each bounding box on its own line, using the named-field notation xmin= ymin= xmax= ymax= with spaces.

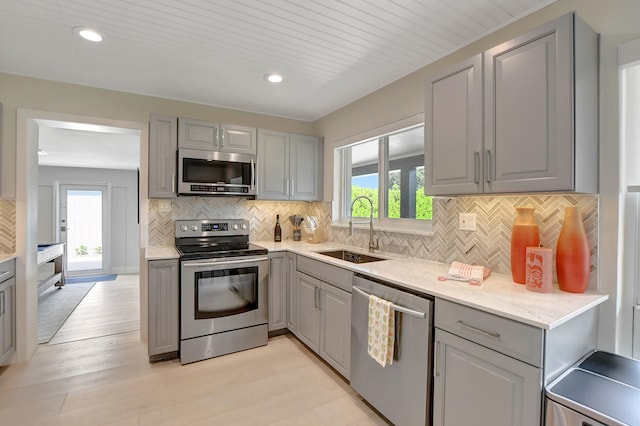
xmin=158 ymin=200 xmax=172 ymax=213
xmin=459 ymin=212 xmax=477 ymax=231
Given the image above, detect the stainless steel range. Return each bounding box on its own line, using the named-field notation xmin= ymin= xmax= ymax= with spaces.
xmin=176 ymin=219 xmax=269 ymax=365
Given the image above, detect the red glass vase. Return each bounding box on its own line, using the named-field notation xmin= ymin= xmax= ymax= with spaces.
xmin=511 ymin=206 xmax=540 ymax=284
xmin=556 ymin=207 xmax=590 ymax=293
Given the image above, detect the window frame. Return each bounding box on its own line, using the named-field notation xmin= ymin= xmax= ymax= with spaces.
xmin=332 ymin=114 xmax=432 ymax=235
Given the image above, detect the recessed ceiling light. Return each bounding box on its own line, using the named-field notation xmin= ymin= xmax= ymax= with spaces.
xmin=73 ymin=27 xmax=104 ymax=42
xmin=264 ymin=73 xmax=283 ymax=84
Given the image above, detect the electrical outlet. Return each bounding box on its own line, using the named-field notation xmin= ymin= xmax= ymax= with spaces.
xmin=459 ymin=213 xmax=477 ymax=231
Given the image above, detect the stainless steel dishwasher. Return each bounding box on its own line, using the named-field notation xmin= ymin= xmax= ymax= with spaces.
xmin=351 ymin=273 xmax=434 ymax=426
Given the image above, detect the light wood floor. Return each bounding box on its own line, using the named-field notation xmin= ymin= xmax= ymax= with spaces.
xmin=0 ymin=275 xmax=388 ymax=425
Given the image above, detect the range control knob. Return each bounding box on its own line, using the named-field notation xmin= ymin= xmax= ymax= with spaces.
xmin=191 ymin=225 xmax=199 ymax=232
xmin=241 ymin=223 xmax=248 ymax=230
xmin=179 ymin=225 xmax=187 ymax=232
xmin=232 ymin=224 xmax=239 ymax=230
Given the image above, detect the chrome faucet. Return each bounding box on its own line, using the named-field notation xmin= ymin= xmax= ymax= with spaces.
xmin=349 ymin=195 xmax=379 ymax=253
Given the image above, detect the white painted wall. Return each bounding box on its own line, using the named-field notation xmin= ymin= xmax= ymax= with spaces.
xmin=38 ymin=166 xmax=139 ymax=274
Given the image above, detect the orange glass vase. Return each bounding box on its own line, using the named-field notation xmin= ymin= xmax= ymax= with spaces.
xmin=556 ymin=207 xmax=590 ymax=293
xmin=511 ymin=207 xmax=540 ymax=284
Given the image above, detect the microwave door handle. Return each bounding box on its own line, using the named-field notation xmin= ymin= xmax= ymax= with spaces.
xmin=251 ymin=158 xmax=256 ymax=189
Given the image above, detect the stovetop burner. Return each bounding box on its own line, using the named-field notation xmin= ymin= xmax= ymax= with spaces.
xmin=175 ymin=219 xmax=267 ymax=260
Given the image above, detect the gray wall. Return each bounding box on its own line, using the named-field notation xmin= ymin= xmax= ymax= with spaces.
xmin=38 ymin=166 xmax=139 ymax=274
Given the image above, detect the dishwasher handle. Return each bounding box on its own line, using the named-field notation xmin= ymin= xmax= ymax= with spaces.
xmin=353 ymin=286 xmax=428 ymax=319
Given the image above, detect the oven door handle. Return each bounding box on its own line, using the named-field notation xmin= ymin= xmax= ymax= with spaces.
xmin=183 ymin=257 xmax=269 ymax=268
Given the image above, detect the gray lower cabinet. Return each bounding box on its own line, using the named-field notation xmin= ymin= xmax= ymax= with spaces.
xmin=434 ymin=297 xmax=599 ymax=425
xmin=433 ymin=328 xmax=541 ymax=426
xmin=0 ymin=259 xmax=16 ymax=366
xmin=319 ymin=281 xmax=351 ymax=378
xmin=148 ymin=259 xmax=179 ymax=360
xmin=268 ymin=252 xmax=287 ymax=332
xmin=296 ymin=272 xmax=322 ymax=353
xmin=149 ymin=114 xmax=178 ymax=198
xmin=294 ymin=256 xmax=352 ymax=379
xmin=285 ymin=252 xmax=298 ymax=333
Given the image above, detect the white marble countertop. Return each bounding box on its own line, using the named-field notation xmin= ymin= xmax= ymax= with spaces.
xmin=253 ymin=240 xmax=608 ymax=330
xmin=0 ymin=254 xmax=17 ymax=263
xmin=145 ymin=246 xmax=179 ymax=260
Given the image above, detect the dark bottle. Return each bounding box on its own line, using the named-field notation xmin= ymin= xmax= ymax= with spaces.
xmin=274 ymin=214 xmax=282 ymax=242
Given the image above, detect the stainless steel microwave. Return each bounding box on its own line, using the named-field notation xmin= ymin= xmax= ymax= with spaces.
xmin=178 ymin=148 xmax=256 ymax=197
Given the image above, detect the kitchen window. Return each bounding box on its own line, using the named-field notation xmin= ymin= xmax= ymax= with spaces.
xmin=335 ymin=115 xmax=432 ymax=233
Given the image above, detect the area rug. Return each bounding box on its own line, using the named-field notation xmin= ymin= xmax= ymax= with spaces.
xmin=64 ymin=274 xmax=117 ymax=284
xmin=37 ymin=281 xmax=96 ymax=344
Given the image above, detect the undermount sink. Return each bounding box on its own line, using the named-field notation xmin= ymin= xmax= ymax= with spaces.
xmin=317 ymin=249 xmax=386 ymax=264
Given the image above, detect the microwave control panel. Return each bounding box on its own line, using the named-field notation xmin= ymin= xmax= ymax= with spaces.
xmin=189 ymin=184 xmax=249 ymax=194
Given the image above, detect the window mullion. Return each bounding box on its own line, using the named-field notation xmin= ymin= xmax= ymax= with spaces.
xmin=343 ymin=148 xmax=353 ymax=219
xmin=379 ymin=137 xmax=389 ymax=220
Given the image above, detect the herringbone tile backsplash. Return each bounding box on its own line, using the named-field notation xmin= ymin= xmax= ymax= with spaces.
xmin=148 ymin=194 xmax=598 ymax=287
xmin=148 ymin=198 xmax=334 ymax=245
xmin=0 ymin=199 xmax=16 ymax=254
xmin=332 ymin=194 xmax=599 ymax=288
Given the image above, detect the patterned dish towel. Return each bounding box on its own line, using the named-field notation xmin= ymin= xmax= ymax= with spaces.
xmin=440 ymin=261 xmax=491 ymax=285
xmin=368 ymin=294 xmax=395 ymax=367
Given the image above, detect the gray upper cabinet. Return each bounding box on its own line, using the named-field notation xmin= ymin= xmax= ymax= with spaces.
xmin=149 ymin=114 xmax=178 ymax=199
xmin=425 ymin=13 xmax=598 ymax=195
xmin=425 ymin=54 xmax=483 ymax=195
xmin=257 ymin=129 xmax=289 ymax=200
xmin=257 ymin=129 xmax=322 ymax=201
xmin=178 ymin=118 xmax=219 ymax=150
xmin=220 ymin=124 xmax=257 ymax=155
xmin=290 ymin=134 xmax=322 ymax=201
xmin=178 ymin=119 xmax=257 ymax=155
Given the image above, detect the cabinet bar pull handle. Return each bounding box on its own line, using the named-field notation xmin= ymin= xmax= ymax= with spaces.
xmin=219 ymin=128 xmax=224 ymax=148
xmin=484 ymin=150 xmax=492 ymax=183
xmin=353 ymin=286 xmax=427 ymax=319
xmin=456 ymin=320 xmax=500 ymax=338
xmin=171 ymin=172 xmax=176 ymax=193
xmin=291 ymin=179 xmax=295 ymax=197
xmin=0 ymin=270 xmax=11 ymax=281
xmin=434 ymin=340 xmax=440 ymax=377
xmin=314 ymin=287 xmax=318 ymax=309
xmin=474 ymin=151 xmax=480 ymax=184
xmin=1 ymin=290 xmax=4 ymax=316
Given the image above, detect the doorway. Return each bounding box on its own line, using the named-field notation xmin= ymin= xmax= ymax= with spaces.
xmin=15 ymin=109 xmax=148 ymax=362
xmin=59 ymin=183 xmax=110 ymax=276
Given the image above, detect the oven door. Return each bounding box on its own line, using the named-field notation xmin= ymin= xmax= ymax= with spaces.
xmin=180 ymin=255 xmax=268 ymax=340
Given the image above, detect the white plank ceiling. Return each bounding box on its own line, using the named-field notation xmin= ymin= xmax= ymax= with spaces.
xmin=1 ymin=0 xmax=553 ymax=122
